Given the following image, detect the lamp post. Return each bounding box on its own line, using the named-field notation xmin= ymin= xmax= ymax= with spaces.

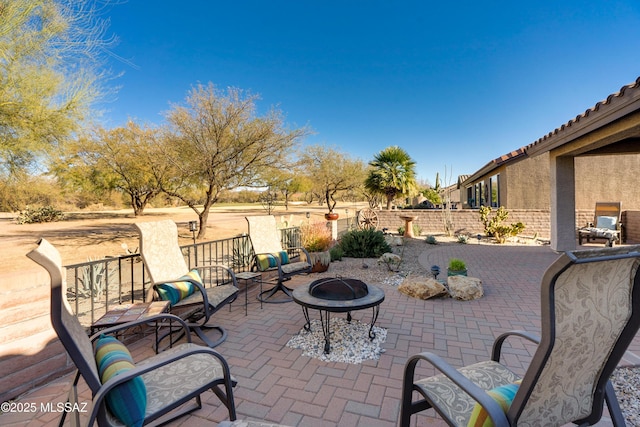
xmin=189 ymin=221 xmax=198 ymax=245
xmin=430 ymin=265 xmax=440 ymax=280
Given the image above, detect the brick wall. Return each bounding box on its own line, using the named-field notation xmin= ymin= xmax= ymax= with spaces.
xmin=375 ymin=209 xmax=552 ymax=238
xmin=0 ymin=269 xmax=72 ymax=403
xmin=375 ymin=208 xmax=638 ymax=242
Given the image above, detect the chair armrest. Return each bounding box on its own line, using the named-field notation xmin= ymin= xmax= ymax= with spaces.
xmin=491 ymin=330 xmax=540 ymax=363
xmin=87 ymin=345 xmax=235 ymax=426
xmin=90 ymin=313 xmax=192 ymax=343
xmin=403 ymin=352 xmax=510 ymax=427
xmin=193 ymin=263 xmax=239 ymax=288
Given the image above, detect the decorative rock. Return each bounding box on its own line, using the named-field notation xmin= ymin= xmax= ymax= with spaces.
xmin=448 ymin=276 xmax=483 ymax=300
xmin=379 ymin=253 xmax=401 ymax=264
xmin=398 ymin=277 xmax=448 ymax=300
xmin=385 ymin=235 xmax=404 ymax=246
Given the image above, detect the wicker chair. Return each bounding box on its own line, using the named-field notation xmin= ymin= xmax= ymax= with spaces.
xmin=578 ymin=202 xmax=622 ymax=247
xmin=27 ymin=238 xmax=237 ymax=427
xmin=400 ymin=245 xmax=640 ymax=427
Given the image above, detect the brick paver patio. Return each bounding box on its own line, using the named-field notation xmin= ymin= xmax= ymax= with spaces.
xmin=2 ymin=242 xmax=639 ymax=426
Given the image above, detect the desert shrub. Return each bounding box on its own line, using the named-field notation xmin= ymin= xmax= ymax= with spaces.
xmin=448 ymin=258 xmax=467 ymax=271
xmin=479 ymin=206 xmax=525 ymax=243
xmin=301 ymin=221 xmax=333 ymax=252
xmin=330 ymin=245 xmax=344 ymax=261
xmin=16 ymin=206 xmax=65 ymax=224
xmin=425 ymin=235 xmax=437 ymax=245
xmin=457 ymin=235 xmax=469 ymax=244
xmin=339 ymin=228 xmax=391 ymax=258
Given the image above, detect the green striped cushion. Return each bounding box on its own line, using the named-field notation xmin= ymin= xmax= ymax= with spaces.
xmin=95 ymin=335 xmax=147 ymax=427
xmin=156 ymin=269 xmax=202 ymax=305
xmin=256 ymin=251 xmax=290 ymax=271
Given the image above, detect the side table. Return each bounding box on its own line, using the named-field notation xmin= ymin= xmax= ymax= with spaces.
xmin=91 ymin=301 xmax=170 ymax=349
xmin=234 ymin=271 xmax=263 ymax=315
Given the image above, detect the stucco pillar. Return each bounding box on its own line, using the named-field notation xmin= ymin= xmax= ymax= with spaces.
xmin=550 ymin=154 xmax=576 ymax=252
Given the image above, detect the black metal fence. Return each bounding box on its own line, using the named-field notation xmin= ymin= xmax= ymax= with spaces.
xmin=65 ymin=227 xmax=302 ymax=328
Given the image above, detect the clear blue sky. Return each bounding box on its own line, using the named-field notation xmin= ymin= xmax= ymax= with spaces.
xmin=99 ymin=1 xmax=640 ymax=184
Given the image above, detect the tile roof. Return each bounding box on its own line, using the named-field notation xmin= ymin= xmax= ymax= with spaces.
xmin=461 ymin=76 xmax=640 ymax=186
xmin=525 ymin=76 xmax=640 ymax=154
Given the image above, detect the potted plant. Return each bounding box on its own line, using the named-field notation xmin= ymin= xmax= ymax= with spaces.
xmin=447 ymin=258 xmax=467 ymax=276
xmin=301 ymin=221 xmax=333 ymax=272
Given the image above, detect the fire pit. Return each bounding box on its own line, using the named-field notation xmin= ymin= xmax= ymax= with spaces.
xmin=292 ymin=277 xmax=385 ymax=354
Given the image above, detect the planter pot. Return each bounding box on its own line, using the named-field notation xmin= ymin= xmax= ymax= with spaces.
xmin=447 ymin=268 xmax=467 ymax=277
xmin=324 ymin=213 xmax=339 ymax=221
xmin=307 ymin=250 xmax=331 ymax=273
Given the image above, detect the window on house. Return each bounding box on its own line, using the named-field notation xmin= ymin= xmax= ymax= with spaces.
xmin=489 ymin=174 xmax=500 ymax=207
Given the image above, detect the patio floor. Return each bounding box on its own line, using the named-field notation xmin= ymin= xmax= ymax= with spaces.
xmin=3 ymin=242 xmax=640 ymax=426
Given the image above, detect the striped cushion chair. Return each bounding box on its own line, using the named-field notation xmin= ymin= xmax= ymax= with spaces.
xmin=28 ymin=238 xmax=238 ymax=427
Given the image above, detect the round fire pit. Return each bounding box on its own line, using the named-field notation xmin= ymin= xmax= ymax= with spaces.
xmin=292 ymin=278 xmax=385 ymax=354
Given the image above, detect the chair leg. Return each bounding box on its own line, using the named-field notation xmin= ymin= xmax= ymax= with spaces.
xmin=605 ymin=380 xmax=626 ymax=427
xmin=193 ymin=325 xmax=227 ymax=348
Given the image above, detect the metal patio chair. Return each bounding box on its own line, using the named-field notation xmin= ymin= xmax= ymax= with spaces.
xmin=27 ymin=238 xmax=237 ymax=427
xmin=400 ymin=245 xmax=640 ymax=427
xmin=578 ymin=202 xmax=622 ymax=247
xmin=246 ymin=215 xmax=311 ymax=303
xmin=135 ymin=220 xmax=239 ymax=348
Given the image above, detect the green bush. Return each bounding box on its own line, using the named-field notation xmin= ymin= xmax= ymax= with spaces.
xmin=16 ymin=206 xmax=65 ymax=224
xmin=425 ymin=235 xmax=437 ymax=245
xmin=479 ymin=206 xmax=526 ymax=243
xmin=339 ymin=229 xmax=391 ymax=258
xmin=448 ymin=258 xmax=466 ymax=271
xmin=330 ymin=245 xmax=344 ymax=261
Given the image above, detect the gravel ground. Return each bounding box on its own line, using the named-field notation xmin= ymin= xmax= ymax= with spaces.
xmin=313 ymin=237 xmax=640 ymax=426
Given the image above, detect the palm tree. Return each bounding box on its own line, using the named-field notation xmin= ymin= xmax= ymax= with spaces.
xmin=365 ymin=146 xmax=417 ymax=210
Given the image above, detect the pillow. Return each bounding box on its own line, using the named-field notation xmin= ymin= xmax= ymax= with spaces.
xmin=155 ymin=269 xmax=202 ymax=305
xmin=595 ymin=216 xmax=617 ymax=230
xmin=467 ymin=381 xmax=520 ymax=427
xmin=256 ymin=251 xmax=290 ymax=271
xmin=94 ymin=335 xmax=147 ymax=427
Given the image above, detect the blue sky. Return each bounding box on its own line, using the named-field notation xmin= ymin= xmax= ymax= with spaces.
xmin=99 ymin=1 xmax=640 ymax=184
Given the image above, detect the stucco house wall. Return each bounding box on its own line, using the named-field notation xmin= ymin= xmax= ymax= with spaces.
xmin=461 ymin=152 xmax=640 ymax=212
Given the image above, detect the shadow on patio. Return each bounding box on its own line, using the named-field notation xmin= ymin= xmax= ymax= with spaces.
xmin=2 ymin=240 xmax=639 ymax=426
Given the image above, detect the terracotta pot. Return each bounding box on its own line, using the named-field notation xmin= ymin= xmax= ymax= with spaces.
xmin=324 ymin=212 xmax=339 ymax=221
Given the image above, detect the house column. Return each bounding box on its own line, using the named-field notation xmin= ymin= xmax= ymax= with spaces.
xmin=550 ymin=154 xmax=576 ymax=252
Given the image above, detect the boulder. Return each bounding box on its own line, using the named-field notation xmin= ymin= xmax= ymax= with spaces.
xmin=379 ymin=253 xmax=401 ymax=264
xmin=385 ymin=235 xmax=404 ymax=246
xmin=447 ymin=276 xmax=483 ymax=301
xmin=399 ymin=277 xmax=448 ymax=300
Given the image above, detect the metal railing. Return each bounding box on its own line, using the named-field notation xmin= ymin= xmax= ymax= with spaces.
xmin=65 ymin=227 xmax=301 ymax=328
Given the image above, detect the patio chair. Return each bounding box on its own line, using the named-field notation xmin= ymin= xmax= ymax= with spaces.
xmin=400 ymin=244 xmax=640 ymax=427
xmin=246 ymin=215 xmax=312 ymax=303
xmin=135 ymin=220 xmax=239 ymax=348
xmin=27 ymin=238 xmax=237 ymax=427
xmin=578 ymin=202 xmax=622 ymax=247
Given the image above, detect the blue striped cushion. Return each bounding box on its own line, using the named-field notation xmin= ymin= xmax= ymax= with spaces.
xmin=156 ymin=269 xmax=202 ymax=305
xmin=95 ymin=335 xmax=146 ymax=427
xmin=467 ymin=381 xmax=520 ymax=427
xmin=256 ymin=251 xmax=290 ymax=271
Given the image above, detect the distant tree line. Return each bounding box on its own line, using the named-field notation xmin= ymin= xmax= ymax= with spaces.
xmin=1 ymin=1 xmax=433 ymax=238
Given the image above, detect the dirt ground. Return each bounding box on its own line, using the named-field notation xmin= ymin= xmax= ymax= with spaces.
xmin=1 ymin=203 xmax=366 ymax=275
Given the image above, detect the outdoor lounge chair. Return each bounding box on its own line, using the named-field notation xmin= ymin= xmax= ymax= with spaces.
xmin=135 ymin=220 xmax=239 ymax=348
xmin=400 ymin=244 xmax=640 ymax=427
xmin=27 ymin=238 xmax=237 ymax=427
xmin=578 ymin=201 xmax=622 ymax=247
xmin=246 ymin=215 xmax=312 ymax=303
